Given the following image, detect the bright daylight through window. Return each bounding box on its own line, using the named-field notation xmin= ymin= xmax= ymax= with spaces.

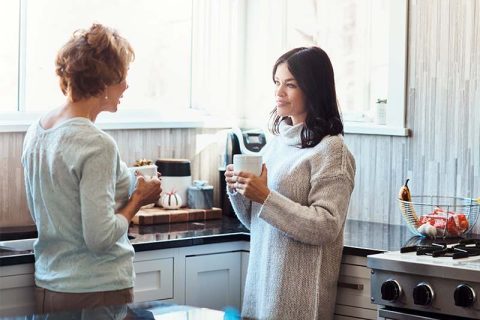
xmin=243 ymin=0 xmax=407 ymax=135
xmin=1 ymin=0 xmax=406 ymax=135
xmin=0 ymin=1 xmax=19 ymax=113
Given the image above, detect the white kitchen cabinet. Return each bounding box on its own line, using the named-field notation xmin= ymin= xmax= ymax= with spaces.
xmin=0 ymin=241 xmax=251 ymax=316
xmin=185 ymin=251 xmax=241 ymax=311
xmin=334 ymin=254 xmax=377 ymax=320
xmin=132 ymin=241 xmax=249 ymax=310
xmin=0 ymin=263 xmax=35 ymax=317
xmin=240 ymin=251 xmax=249 ymax=306
xmin=133 ymin=257 xmax=174 ymax=302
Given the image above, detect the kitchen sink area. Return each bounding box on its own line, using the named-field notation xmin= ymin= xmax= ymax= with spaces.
xmin=0 ymin=238 xmax=35 ymax=255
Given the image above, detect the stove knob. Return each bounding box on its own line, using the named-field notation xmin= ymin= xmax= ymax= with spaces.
xmin=454 ymin=284 xmax=476 ymax=307
xmin=413 ymin=283 xmax=434 ymax=306
xmin=381 ymin=279 xmax=402 ymax=301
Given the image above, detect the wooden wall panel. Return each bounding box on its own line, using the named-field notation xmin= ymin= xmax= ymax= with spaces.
xmin=0 ymin=128 xmax=224 ymax=227
xmin=1 ymin=0 xmax=479 ymax=236
xmin=0 ymin=132 xmax=32 ymax=226
xmin=344 ymin=0 xmax=480 ymax=234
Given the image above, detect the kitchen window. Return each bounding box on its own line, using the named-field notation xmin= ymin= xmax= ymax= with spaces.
xmin=242 ymin=0 xmax=408 ymax=136
xmin=0 ymin=0 xmax=407 ymax=136
xmin=4 ymin=0 xmax=192 ymax=120
xmin=0 ymin=0 xmax=19 ymax=113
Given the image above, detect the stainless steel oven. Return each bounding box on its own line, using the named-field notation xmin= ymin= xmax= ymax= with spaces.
xmin=368 ymin=241 xmax=480 ymax=320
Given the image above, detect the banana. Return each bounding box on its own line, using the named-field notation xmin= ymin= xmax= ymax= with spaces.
xmin=398 ymin=179 xmax=412 ymax=201
xmin=398 ymin=179 xmax=420 ymax=226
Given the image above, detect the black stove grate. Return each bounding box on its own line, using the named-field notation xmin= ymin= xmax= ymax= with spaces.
xmin=400 ymin=239 xmax=480 ymax=259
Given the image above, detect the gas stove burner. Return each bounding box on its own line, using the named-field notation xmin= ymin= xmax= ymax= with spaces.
xmin=400 ymin=238 xmax=480 ymax=259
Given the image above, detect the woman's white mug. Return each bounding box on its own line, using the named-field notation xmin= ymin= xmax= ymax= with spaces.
xmin=128 ymin=165 xmax=158 ymax=208
xmin=233 ymin=154 xmax=263 ymax=176
xmin=129 ymin=165 xmax=157 ymax=179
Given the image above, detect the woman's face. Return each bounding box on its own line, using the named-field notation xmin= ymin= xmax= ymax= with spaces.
xmin=104 ymin=79 xmax=128 ymax=112
xmin=274 ymin=63 xmax=307 ymax=125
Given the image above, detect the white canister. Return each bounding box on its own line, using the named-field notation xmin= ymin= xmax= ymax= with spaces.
xmin=155 ymin=159 xmax=191 ymax=208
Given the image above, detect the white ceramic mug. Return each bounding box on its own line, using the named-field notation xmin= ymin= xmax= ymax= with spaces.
xmin=233 ymin=154 xmax=263 ymax=176
xmin=128 ymin=165 xmax=158 ymax=209
xmin=130 ymin=165 xmax=158 ymax=179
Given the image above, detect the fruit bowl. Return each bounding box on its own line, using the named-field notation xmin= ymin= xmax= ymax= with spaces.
xmin=397 ymin=196 xmax=480 ymax=238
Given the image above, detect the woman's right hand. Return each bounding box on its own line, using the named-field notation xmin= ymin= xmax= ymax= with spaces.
xmin=133 ymin=175 xmax=162 ymax=207
xmin=224 ymin=164 xmax=236 ymax=191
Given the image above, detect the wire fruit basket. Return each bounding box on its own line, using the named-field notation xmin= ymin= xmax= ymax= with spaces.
xmin=397 ymin=196 xmax=480 ymax=238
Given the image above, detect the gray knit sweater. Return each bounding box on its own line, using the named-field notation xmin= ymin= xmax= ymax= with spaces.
xmin=228 ymin=121 xmax=355 ymax=320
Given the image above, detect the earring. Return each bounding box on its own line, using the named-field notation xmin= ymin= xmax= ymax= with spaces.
xmin=104 ymin=95 xmax=108 ymax=100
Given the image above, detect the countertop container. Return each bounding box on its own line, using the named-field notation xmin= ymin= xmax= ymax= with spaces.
xmin=187 ymin=180 xmax=214 ymax=209
xmin=155 ymin=159 xmax=191 ymax=207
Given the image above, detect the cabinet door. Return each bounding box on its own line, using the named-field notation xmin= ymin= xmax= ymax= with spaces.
xmin=0 ymin=264 xmax=35 ymax=317
xmin=134 ymin=258 xmax=174 ymax=302
xmin=185 ymin=252 xmax=241 ymax=311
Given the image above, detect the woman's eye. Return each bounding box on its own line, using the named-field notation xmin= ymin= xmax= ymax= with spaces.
xmin=287 ymin=84 xmax=296 ymax=88
xmin=274 ymin=80 xmax=280 ymax=86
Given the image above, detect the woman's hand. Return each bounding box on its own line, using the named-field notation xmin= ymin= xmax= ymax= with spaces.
xmin=119 ymin=174 xmax=162 ymax=223
xmin=224 ymin=164 xmax=237 ymax=191
xmin=234 ymin=164 xmax=270 ymax=204
xmin=133 ymin=175 xmax=162 ymax=208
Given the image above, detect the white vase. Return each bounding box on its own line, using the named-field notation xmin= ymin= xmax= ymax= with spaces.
xmin=375 ymin=101 xmax=387 ymax=125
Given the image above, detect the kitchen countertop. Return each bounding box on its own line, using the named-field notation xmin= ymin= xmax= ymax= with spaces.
xmin=0 ymin=300 xmax=238 ymax=320
xmin=2 ymin=216 xmax=478 ymax=266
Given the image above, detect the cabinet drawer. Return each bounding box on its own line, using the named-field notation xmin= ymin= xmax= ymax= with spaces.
xmin=134 ymin=257 xmax=173 ymax=302
xmin=0 ymin=273 xmax=35 ymax=317
xmin=336 ymin=257 xmax=376 ymax=320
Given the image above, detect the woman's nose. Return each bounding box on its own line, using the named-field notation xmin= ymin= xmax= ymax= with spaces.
xmin=276 ymin=86 xmax=286 ymax=97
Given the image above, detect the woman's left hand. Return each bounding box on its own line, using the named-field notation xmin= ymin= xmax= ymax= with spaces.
xmin=234 ymin=163 xmax=270 ymax=204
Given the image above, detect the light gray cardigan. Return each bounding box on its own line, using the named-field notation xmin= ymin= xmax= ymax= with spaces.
xmin=228 ymin=121 xmax=355 ymax=320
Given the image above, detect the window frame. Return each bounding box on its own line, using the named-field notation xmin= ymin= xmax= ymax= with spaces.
xmin=339 ymin=0 xmax=409 ymax=136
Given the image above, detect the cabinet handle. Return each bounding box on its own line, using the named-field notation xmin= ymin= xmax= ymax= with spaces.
xmin=338 ymin=282 xmax=364 ymax=290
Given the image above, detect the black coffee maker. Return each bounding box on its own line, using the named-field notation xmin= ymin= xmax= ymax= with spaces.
xmin=219 ymin=128 xmax=267 ymax=217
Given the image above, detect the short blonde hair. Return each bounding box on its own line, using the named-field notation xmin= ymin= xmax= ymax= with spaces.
xmin=55 ymin=23 xmax=135 ymax=102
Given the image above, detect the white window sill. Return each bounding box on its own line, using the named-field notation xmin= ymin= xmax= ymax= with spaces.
xmin=0 ymin=110 xmax=235 ymax=133
xmin=344 ymin=122 xmax=409 ymax=136
xmin=0 ymin=112 xmax=408 ymax=136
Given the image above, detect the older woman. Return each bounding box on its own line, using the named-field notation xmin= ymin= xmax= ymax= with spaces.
xmin=21 ymin=24 xmax=161 ymax=313
xmin=225 ymin=47 xmax=356 ymax=320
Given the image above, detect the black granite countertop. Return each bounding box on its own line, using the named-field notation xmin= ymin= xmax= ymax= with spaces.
xmin=0 ymin=300 xmax=238 ymax=320
xmin=2 ymin=217 xmax=478 ymax=267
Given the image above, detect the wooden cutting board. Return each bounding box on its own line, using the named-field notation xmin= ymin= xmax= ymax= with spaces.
xmin=132 ymin=207 xmax=222 ymax=225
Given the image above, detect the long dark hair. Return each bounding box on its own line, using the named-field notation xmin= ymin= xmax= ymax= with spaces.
xmin=269 ymin=47 xmax=343 ymax=148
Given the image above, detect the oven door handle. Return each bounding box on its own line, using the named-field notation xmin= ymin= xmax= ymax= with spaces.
xmin=337 ymin=281 xmax=364 ymax=290
xmin=379 ymin=307 xmax=440 ymax=320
